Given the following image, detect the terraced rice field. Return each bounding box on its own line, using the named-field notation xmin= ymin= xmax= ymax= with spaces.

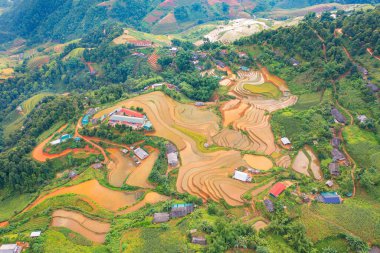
xmin=260 ymin=67 xmax=289 ymax=93
xmin=25 ymin=180 xmax=143 ymax=212
xmin=292 ymin=150 xmax=310 ymax=177
xmin=305 ymin=146 xmax=322 ymax=180
xmin=243 ymin=154 xmax=273 ymax=171
xmin=275 ymin=155 xmax=292 ymax=168
xmin=125 ymin=151 xmax=158 ymax=189
xmin=107 ymin=148 xmax=137 ymax=187
xmin=243 ymin=82 xmax=282 ymax=99
xmin=51 ymin=209 xmax=110 ymax=243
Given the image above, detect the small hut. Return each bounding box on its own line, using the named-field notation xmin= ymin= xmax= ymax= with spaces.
xmin=153 ymin=213 xmax=170 ymax=223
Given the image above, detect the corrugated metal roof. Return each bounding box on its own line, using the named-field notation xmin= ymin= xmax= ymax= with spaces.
xmin=233 ymin=171 xmax=250 ymax=182
xmin=110 ymin=115 xmax=145 ymax=124
xmin=269 ymin=182 xmax=286 ymax=198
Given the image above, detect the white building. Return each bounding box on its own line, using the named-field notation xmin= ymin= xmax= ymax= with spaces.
xmin=0 ymin=244 xmax=22 ymax=253
xmin=134 ymin=148 xmax=149 ymax=160
xmin=233 ymin=170 xmax=252 ymax=182
xmin=281 ymin=137 xmax=291 ymax=145
xmin=50 ymin=139 xmax=61 ymax=146
xmin=167 ymin=152 xmax=179 ymax=167
xmin=30 ymin=231 xmax=41 ymax=238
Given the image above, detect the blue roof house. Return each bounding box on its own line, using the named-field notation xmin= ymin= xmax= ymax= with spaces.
xmin=82 ymin=115 xmax=89 ymax=126
xmin=320 ymin=192 xmax=342 ymax=204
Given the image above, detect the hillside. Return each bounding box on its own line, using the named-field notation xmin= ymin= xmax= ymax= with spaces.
xmin=0 ymin=4 xmax=379 ymax=253
xmin=0 ymin=0 xmax=376 ymax=43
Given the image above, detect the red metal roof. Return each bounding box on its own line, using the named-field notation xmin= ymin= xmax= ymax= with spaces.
xmin=269 ymin=182 xmax=286 ymax=197
xmin=117 ymin=108 xmax=144 ymax=118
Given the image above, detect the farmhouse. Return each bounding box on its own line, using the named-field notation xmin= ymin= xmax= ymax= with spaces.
xmin=238 ymin=52 xmax=248 ymax=58
xmin=68 ymin=170 xmax=78 ymax=179
xmin=357 ymin=115 xmax=368 ymax=123
xmin=233 ymin=170 xmax=252 ymax=182
xmin=167 ymin=152 xmax=179 ymax=167
xmin=331 ymin=148 xmax=345 ymax=162
xmin=325 ymin=180 xmax=334 ymax=187
xmin=331 ymin=108 xmax=346 ymax=124
xmin=170 ymin=203 xmax=194 ymax=218
xmin=215 ymin=60 xmax=226 ymax=68
xmin=30 ymin=231 xmax=41 ymax=238
xmin=195 ymin=102 xmax=205 ymax=106
xmin=50 ymin=134 xmax=72 ymax=146
xmin=289 ymin=58 xmax=300 ymax=66
xmin=281 ymin=137 xmax=291 ymax=145
xmin=153 ymin=213 xmax=170 ymax=223
xmin=91 ymin=163 xmax=103 ymax=169
xmin=82 ymin=114 xmax=89 ymax=125
xmin=269 ymin=182 xmax=286 ymax=198
xmin=191 ymin=236 xmax=207 ymax=245
xmin=331 ymin=137 xmax=340 ymax=148
xmin=264 ymin=199 xmax=274 ymax=212
xmin=0 ymin=244 xmax=22 ymax=253
xmin=328 ymin=162 xmax=340 ymax=176
xmin=318 ymin=192 xmax=342 ymax=204
xmin=240 ymin=66 xmax=249 ymax=71
xmin=134 ymin=148 xmax=149 ymax=160
xmin=367 ymin=82 xmax=379 ymax=93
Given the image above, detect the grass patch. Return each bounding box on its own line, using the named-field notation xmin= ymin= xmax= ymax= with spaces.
xmin=0 ymin=193 xmax=35 ymax=221
xmin=243 ymin=82 xmax=282 ymax=99
xmin=174 ymin=125 xmax=226 ymax=153
xmin=314 ymin=236 xmax=350 ymax=252
xmin=300 ymin=196 xmax=380 ymax=244
xmin=293 ymin=92 xmax=322 ymax=110
xmin=41 ymin=229 xmax=107 ymax=253
xmin=343 ymin=125 xmax=380 ymax=170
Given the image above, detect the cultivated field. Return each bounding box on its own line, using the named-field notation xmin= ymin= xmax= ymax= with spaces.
xmin=107 ymin=148 xmax=137 ymax=187
xmin=51 ymin=209 xmax=111 ymax=243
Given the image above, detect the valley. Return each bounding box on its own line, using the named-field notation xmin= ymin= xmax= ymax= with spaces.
xmin=0 ymin=2 xmax=379 ymax=253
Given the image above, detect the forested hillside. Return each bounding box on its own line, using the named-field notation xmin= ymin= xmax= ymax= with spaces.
xmin=0 ymin=0 xmax=377 ymax=43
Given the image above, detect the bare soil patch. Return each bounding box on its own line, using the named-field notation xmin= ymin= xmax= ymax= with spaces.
xmin=118 ymin=192 xmax=170 ymax=215
xmin=126 ymin=151 xmax=158 ymax=189
xmin=292 ymin=150 xmax=310 ymax=177
xmin=107 ymin=148 xmax=137 ymax=187
xmin=243 ymin=154 xmax=273 ymax=171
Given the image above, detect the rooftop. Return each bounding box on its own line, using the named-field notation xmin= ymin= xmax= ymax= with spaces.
xmin=233 ymin=170 xmax=251 ymax=182
xmin=134 ymin=148 xmax=149 ymax=160
xmin=269 ymin=182 xmax=286 ymax=198
xmin=281 ymin=137 xmax=291 ymax=145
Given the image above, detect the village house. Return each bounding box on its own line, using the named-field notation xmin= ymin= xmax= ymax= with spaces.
xmin=30 ymin=231 xmax=41 ymax=238
xmin=331 ymin=137 xmax=340 ymax=148
xmin=317 ymin=192 xmax=342 ymax=204
xmin=131 ymin=52 xmax=145 ymax=57
xmin=152 ymin=213 xmax=170 ymax=223
xmin=240 ymin=66 xmax=249 ymax=71
xmin=328 ymin=162 xmax=340 ymax=176
xmin=331 ymin=148 xmax=345 ymax=162
xmin=269 ymin=182 xmax=286 ymax=198
xmin=326 ymin=180 xmax=334 ymax=187
xmin=331 ymin=108 xmax=346 ymax=124
xmin=195 ymin=102 xmax=205 ymax=106
xmin=289 ymin=58 xmax=300 ymax=66
xmin=233 ymin=170 xmax=252 ymax=182
xmin=238 ymin=52 xmax=248 ymax=58
xmin=248 ymin=168 xmax=261 ymax=174
xmin=357 ymin=65 xmax=368 ymax=75
xmin=170 ymin=203 xmax=194 ymax=218
xmin=357 ymin=115 xmax=368 ymax=124
xmin=121 ymin=149 xmax=129 ymax=154
xmin=167 ymin=152 xmax=179 ymax=167
xmin=191 ymin=236 xmax=207 ymax=245
xmin=91 ymin=163 xmax=103 ymax=169
xmin=50 ymin=133 xmax=72 ymax=146
xmin=281 ymin=137 xmax=291 ymax=146
xmin=367 ymin=82 xmax=379 ymax=93
xmin=134 ymin=147 xmax=149 ymax=160
xmin=215 ymin=60 xmax=226 ymax=68
xmin=0 ymin=244 xmax=22 ymax=253
xmin=68 ymin=170 xmax=78 ymax=179
xmin=264 ymin=199 xmax=274 ymax=212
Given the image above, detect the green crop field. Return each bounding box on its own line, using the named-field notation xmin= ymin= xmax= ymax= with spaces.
xmin=2 ymin=92 xmax=54 ymax=137
xmin=343 ymin=125 xmax=380 ymax=170
xmin=300 ymin=196 xmax=380 ymax=244
xmin=243 ymin=82 xmax=282 ymax=99
xmin=0 ymin=193 xmax=35 ymax=221
xmin=63 ymin=48 xmax=85 ymax=60
xmin=293 ymin=92 xmax=322 ymax=110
